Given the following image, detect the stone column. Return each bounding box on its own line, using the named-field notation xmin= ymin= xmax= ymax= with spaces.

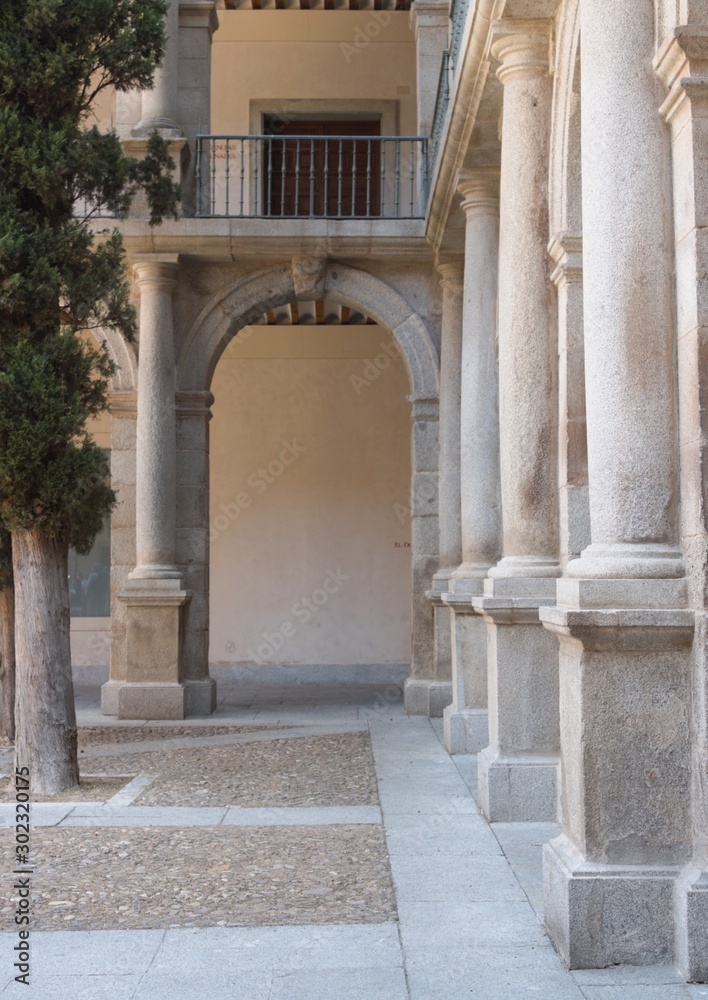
xmin=471 ymin=19 xmax=561 ymax=822
xmin=549 ymin=234 xmax=590 ymax=568
xmin=136 ymin=0 xmax=182 ymax=134
xmin=427 ymin=261 xmax=463 ymax=700
xmin=101 ymin=392 xmax=137 ymax=716
xmin=540 ymin=0 xmax=695 ymax=970
xmin=410 ymin=0 xmax=451 ymax=137
xmin=656 ymin=23 xmax=708 ymax=984
xmin=443 ymin=169 xmax=502 ymax=754
xmin=118 ymin=257 xmax=190 ymax=720
xmin=177 ymin=2 xmax=219 ymax=215
xmin=405 ymin=397 xmax=449 ymax=716
xmin=176 ymin=390 xmax=217 ymax=715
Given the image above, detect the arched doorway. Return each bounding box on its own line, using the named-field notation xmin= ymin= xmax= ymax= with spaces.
xmin=175 ymin=260 xmax=440 ymax=703
xmin=209 ymin=305 xmax=412 ymax=677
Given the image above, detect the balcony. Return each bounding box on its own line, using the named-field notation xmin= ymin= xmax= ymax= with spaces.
xmin=195 ymin=133 xmax=429 ymax=220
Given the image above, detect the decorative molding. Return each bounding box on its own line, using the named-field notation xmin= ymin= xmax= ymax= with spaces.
xmin=457 ymin=166 xmax=500 ymax=218
xmin=655 ymin=26 xmax=708 ymax=124
xmin=291 ymin=256 xmax=328 ymax=300
xmin=491 ymin=18 xmax=554 ymax=85
xmin=548 ymin=232 xmax=582 ymax=289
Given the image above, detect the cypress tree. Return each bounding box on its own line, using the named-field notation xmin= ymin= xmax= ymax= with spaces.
xmin=0 ymin=0 xmax=179 ymax=792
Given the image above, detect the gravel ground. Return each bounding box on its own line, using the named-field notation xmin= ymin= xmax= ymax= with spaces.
xmin=77 ymin=725 xmax=279 ymax=746
xmin=77 ymin=732 xmax=378 ymax=808
xmin=0 ymin=825 xmax=395 ymax=930
xmin=0 ymin=775 xmax=131 ymax=804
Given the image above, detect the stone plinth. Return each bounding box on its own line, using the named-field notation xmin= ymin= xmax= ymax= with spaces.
xmin=541 ymin=581 xmax=694 ymax=968
xmin=118 ymin=579 xmax=191 ymax=720
xmin=442 ymin=591 xmax=488 ymax=754
xmin=474 ymin=577 xmax=560 ymax=822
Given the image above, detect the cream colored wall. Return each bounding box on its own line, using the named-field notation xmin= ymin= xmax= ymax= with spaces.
xmin=209 ymin=324 xmax=412 ymax=665
xmin=211 ymin=12 xmax=417 ymax=136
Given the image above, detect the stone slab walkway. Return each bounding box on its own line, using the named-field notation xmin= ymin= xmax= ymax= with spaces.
xmin=1 ymin=684 xmax=707 ymax=999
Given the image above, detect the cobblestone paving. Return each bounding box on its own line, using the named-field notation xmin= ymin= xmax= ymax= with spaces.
xmin=78 ymin=732 xmax=378 ymax=808
xmin=0 ymin=824 xmax=395 ymax=931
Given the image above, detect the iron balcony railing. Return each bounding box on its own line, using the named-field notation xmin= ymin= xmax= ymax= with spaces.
xmin=449 ymin=0 xmax=472 ymax=71
xmin=428 ymin=49 xmax=450 ymax=178
xmin=195 ymin=134 xmax=429 ymax=219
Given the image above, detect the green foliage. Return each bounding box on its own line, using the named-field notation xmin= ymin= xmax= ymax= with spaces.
xmin=0 ymin=0 xmax=180 ymax=546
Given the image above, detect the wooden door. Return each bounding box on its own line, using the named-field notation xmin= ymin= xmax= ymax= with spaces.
xmin=263 ymin=119 xmax=381 ymax=218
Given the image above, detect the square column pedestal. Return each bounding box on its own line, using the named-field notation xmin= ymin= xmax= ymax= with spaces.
xmin=540 ymin=579 xmax=695 ymax=969
xmin=117 ymin=579 xmax=191 ymax=720
xmin=473 ymin=578 xmax=560 ymax=822
xmin=442 ymin=590 xmax=489 ymax=754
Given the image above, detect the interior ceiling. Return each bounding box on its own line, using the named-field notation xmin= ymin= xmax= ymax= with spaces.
xmin=255 ymin=299 xmax=376 ymax=326
xmin=220 ymin=0 xmax=410 ymax=9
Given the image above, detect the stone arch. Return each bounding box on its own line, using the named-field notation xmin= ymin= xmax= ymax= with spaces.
xmin=93 ymin=325 xmax=138 ymax=392
xmin=177 ymin=260 xmax=440 ymax=400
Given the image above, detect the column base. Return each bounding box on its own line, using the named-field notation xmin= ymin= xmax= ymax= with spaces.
xmin=404 ymin=678 xmax=453 ymax=717
xmin=676 ymin=867 xmax=708 ymax=983
xmin=101 ymin=679 xmax=123 ymax=717
xmin=543 ymin=834 xmax=678 ymax=969
xmin=185 ymin=677 xmax=217 ymax=716
xmin=118 ymin=682 xmax=187 ymax=720
xmin=443 ymin=705 xmax=488 ymax=754
xmin=478 ymin=746 xmax=559 ymax=821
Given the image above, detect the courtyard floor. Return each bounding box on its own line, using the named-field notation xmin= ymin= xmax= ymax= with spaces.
xmin=1 ymin=683 xmax=707 ymax=999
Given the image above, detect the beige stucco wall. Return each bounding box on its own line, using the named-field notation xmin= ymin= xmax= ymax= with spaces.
xmin=209 ymin=323 xmax=412 ymax=666
xmin=211 ymin=12 xmax=417 ymax=136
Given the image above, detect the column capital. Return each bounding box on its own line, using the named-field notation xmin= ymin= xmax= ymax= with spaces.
xmin=132 ymin=255 xmax=180 ymax=292
xmin=457 ymin=167 xmax=500 ymax=218
xmin=437 ymin=257 xmax=464 ymax=294
xmin=655 ymin=25 xmax=708 ymax=123
xmin=491 ymin=18 xmax=554 ymax=85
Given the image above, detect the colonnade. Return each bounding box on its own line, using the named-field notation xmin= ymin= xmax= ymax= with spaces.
xmin=421 ymin=1 xmax=707 ymax=977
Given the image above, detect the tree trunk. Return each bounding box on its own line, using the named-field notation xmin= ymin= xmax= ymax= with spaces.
xmin=0 ymin=582 xmax=15 ymax=744
xmin=13 ymin=528 xmax=79 ymax=794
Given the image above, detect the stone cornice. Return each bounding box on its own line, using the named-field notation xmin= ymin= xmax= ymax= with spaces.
xmin=655 ymin=25 xmax=708 ymax=123
xmin=90 ymin=219 xmax=432 ymax=263
xmin=179 ymin=1 xmax=219 ymax=36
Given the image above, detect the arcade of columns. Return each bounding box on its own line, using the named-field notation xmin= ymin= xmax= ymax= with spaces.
xmin=414 ymin=0 xmax=708 ymax=980
xmin=98 ymin=0 xmax=708 ymax=978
